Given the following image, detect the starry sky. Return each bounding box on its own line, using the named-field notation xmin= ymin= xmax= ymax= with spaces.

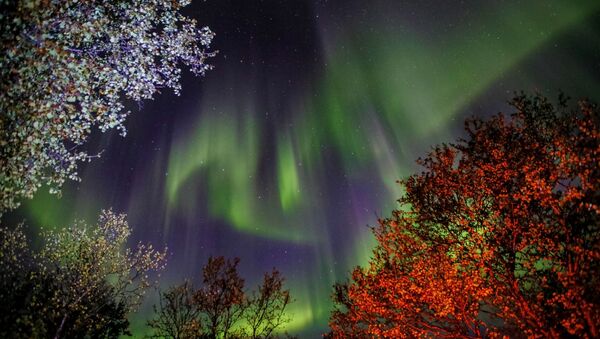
xmin=6 ymin=0 xmax=600 ymax=336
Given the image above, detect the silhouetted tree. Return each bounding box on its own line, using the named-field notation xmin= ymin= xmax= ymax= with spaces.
xmin=329 ymin=93 xmax=600 ymax=338
xmin=148 ymin=280 xmax=202 ymax=339
xmin=246 ymin=269 xmax=292 ymax=339
xmin=0 ymin=210 xmax=167 ymax=338
xmin=195 ymin=256 xmax=246 ymax=339
xmin=149 ymin=257 xmax=294 ymax=338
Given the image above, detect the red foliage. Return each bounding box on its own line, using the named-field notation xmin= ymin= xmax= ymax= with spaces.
xmin=329 ymin=94 xmax=600 ymax=338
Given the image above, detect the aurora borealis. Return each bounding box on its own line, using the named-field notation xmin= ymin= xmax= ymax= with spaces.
xmin=5 ymin=0 xmax=600 ymax=336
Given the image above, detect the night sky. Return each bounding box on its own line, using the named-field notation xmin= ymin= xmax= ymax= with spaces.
xmin=6 ymin=0 xmax=600 ymax=336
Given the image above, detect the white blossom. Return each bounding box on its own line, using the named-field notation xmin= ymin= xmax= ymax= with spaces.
xmin=0 ymin=0 xmax=215 ymax=214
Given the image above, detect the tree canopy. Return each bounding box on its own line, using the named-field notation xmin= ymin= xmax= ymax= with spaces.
xmin=0 ymin=0 xmax=215 ymax=214
xmin=149 ymin=256 xmax=293 ymax=339
xmin=0 ymin=210 xmax=167 ymax=338
xmin=329 ymin=94 xmax=599 ymax=338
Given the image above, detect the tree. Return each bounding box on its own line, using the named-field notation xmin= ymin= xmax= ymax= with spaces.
xmin=0 ymin=0 xmax=215 ymax=214
xmin=195 ymin=256 xmax=247 ymax=339
xmin=0 ymin=210 xmax=167 ymax=338
xmin=329 ymin=94 xmax=599 ymax=338
xmin=148 ymin=280 xmax=203 ymax=339
xmin=149 ymin=257 xmax=294 ymax=338
xmin=245 ymin=269 xmax=292 ymax=339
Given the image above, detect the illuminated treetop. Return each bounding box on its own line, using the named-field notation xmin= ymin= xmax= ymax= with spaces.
xmin=330 ymin=93 xmax=600 ymax=338
xmin=0 ymin=0 xmax=215 ymax=213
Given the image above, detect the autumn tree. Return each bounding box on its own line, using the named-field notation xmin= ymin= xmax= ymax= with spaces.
xmin=196 ymin=256 xmax=247 ymax=338
xmin=149 ymin=257 xmax=294 ymax=338
xmin=0 ymin=210 xmax=167 ymax=338
xmin=0 ymin=0 xmax=215 ymax=214
xmin=329 ymin=93 xmax=599 ymax=338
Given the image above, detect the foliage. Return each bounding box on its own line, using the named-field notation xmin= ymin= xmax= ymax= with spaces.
xmin=149 ymin=256 xmax=293 ymax=338
xmin=196 ymin=256 xmax=247 ymax=338
xmin=0 ymin=0 xmax=215 ymax=214
xmin=0 ymin=210 xmax=167 ymax=338
xmin=329 ymin=94 xmax=600 ymax=338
